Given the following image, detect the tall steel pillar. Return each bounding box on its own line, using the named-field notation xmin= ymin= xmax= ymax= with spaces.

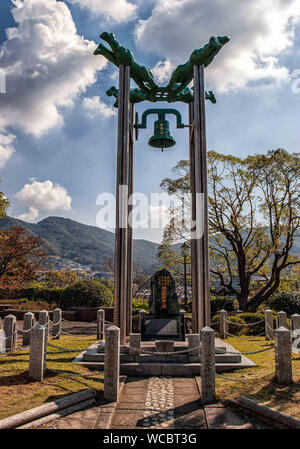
xmin=126 ymin=102 xmax=134 ymax=336
xmin=113 ymin=65 xmax=130 ymax=345
xmin=191 ymin=64 xmax=210 ymax=331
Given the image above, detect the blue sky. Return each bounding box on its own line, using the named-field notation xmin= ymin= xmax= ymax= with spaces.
xmin=0 ymin=0 xmax=299 ymax=242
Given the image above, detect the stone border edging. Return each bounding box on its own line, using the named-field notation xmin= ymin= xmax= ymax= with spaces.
xmin=0 ymin=388 xmax=97 ymax=429
xmin=229 ymin=396 xmax=300 ymax=429
xmin=17 ymin=398 xmax=96 ymax=429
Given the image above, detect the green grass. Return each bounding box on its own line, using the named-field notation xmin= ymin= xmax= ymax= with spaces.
xmin=0 ymin=335 xmax=104 ymax=420
xmin=217 ymin=337 xmax=300 ymax=418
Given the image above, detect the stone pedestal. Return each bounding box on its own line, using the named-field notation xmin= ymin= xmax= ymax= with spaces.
xmin=4 ymin=314 xmax=16 ymax=353
xmin=200 ymin=326 xmax=216 ymax=404
xmin=97 ymin=309 xmax=105 ymax=340
xmin=275 ymin=326 xmax=292 ymax=385
xmin=29 ymin=325 xmax=46 ymax=381
xmin=265 ymin=309 xmax=274 ymax=340
xmin=104 ymin=326 xmax=120 ymax=402
xmin=129 ymin=333 xmax=141 ymax=361
xmin=52 ymin=308 xmax=62 ymax=340
xmin=187 ymin=333 xmax=200 ymax=362
xmin=276 ymin=311 xmax=288 ymax=329
xmin=219 ymin=309 xmax=228 ymax=339
xmin=23 ymin=312 xmax=34 ymax=346
xmin=155 ymin=340 xmax=174 ymax=354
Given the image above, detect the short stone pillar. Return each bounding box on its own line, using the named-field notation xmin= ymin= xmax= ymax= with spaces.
xmin=200 ymin=327 xmax=216 ymax=404
xmin=138 ymin=310 xmax=146 ymax=332
xmin=4 ymin=314 xmax=16 ymax=353
xmin=291 ymin=314 xmax=300 ymax=344
xmin=29 ymin=324 xmax=47 ymax=381
xmin=129 ymin=333 xmax=141 ymax=361
xmin=0 ymin=330 xmax=5 ymax=353
xmin=23 ymin=312 xmax=34 ymax=346
xmin=276 ymin=311 xmax=288 ymax=329
xmin=219 ymin=309 xmax=228 ymax=339
xmin=97 ymin=309 xmax=105 ymax=340
xmin=187 ymin=333 xmax=200 ymax=362
xmin=39 ymin=310 xmax=49 ymax=340
xmin=274 ymin=327 xmax=293 ymax=385
xmin=104 ymin=326 xmax=120 ymax=402
xmin=265 ymin=309 xmax=274 ymax=340
xmin=52 ymin=308 xmax=62 ymax=340
xmin=155 ymin=340 xmax=174 ymax=354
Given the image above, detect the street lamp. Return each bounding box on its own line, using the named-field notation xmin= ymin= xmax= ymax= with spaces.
xmin=181 ymin=242 xmax=189 ymax=308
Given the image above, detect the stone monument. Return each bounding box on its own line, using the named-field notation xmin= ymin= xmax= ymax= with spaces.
xmin=140 ymin=269 xmax=185 ymax=341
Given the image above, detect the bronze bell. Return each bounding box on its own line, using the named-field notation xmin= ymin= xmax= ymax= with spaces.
xmin=148 ymin=118 xmax=176 ymax=151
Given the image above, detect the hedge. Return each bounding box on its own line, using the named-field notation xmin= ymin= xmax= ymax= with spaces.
xmin=266 ymin=292 xmax=300 ymax=317
xmin=211 ymin=314 xmax=247 ymax=336
xmin=58 ymin=280 xmax=113 ymax=310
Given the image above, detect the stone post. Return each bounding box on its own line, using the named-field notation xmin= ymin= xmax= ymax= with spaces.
xmin=52 ymin=308 xmax=62 ymax=340
xmin=274 ymin=326 xmax=293 ymax=385
xmin=265 ymin=309 xmax=274 ymax=340
xmin=187 ymin=333 xmax=200 ymax=362
xmin=4 ymin=314 xmax=16 ymax=353
xmin=104 ymin=326 xmax=120 ymax=402
xmin=276 ymin=311 xmax=288 ymax=329
xmin=23 ymin=312 xmax=34 ymax=346
xmin=291 ymin=314 xmax=300 ymax=344
xmin=200 ymin=326 xmax=216 ymax=404
xmin=138 ymin=310 xmax=146 ymax=333
xmin=29 ymin=324 xmax=46 ymax=381
xmin=129 ymin=333 xmax=141 ymax=361
xmin=0 ymin=330 xmax=5 ymax=353
xmin=219 ymin=309 xmax=228 ymax=339
xmin=97 ymin=309 xmax=105 ymax=340
xmin=39 ymin=310 xmax=49 ymax=340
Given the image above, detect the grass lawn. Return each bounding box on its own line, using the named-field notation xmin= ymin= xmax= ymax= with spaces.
xmin=217 ymin=337 xmax=300 ymax=419
xmin=0 ymin=335 xmax=104 ymax=420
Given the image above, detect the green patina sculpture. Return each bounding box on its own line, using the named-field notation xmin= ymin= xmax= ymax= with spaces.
xmin=94 ymin=32 xmax=230 ymax=105
xmin=149 ymin=268 xmax=179 ymax=316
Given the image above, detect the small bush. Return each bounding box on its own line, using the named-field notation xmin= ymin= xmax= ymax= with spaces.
xmin=211 ymin=314 xmax=247 ymax=336
xmin=58 ymin=280 xmax=113 ymax=310
xmin=132 ymin=299 xmax=149 ymax=316
xmin=266 ymin=292 xmax=300 ymax=317
xmin=210 ymin=296 xmax=235 ymax=318
xmin=238 ymin=312 xmax=265 ymax=336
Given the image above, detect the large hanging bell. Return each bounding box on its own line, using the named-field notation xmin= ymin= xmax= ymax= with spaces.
xmin=148 ymin=118 xmax=176 ymax=151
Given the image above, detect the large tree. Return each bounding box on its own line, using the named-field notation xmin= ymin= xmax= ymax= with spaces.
xmin=0 ymin=226 xmax=45 ymax=287
xmin=160 ymin=149 xmax=300 ymax=312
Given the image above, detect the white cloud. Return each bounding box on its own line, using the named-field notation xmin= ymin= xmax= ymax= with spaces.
xmin=17 ymin=206 xmax=39 ymax=222
xmin=0 ymin=0 xmax=107 ymax=136
xmin=135 ymin=0 xmax=300 ymax=92
xmin=151 ymin=59 xmax=173 ymax=84
xmin=83 ymin=96 xmax=116 ymax=118
xmin=16 ymin=180 xmax=72 ymax=221
xmin=67 ymin=0 xmax=136 ymax=22
xmin=0 ymin=132 xmax=16 ymax=168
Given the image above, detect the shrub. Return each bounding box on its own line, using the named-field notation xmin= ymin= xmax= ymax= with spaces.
xmin=210 ymin=296 xmax=235 ymax=318
xmin=132 ymin=298 xmax=149 ymax=316
xmin=58 ymin=280 xmax=113 ymax=310
xmin=211 ymin=314 xmax=247 ymax=336
xmin=266 ymin=292 xmax=300 ymax=317
xmin=237 ymin=312 xmax=265 ymax=336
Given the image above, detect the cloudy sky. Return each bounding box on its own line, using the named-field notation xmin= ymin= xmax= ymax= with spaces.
xmin=0 ymin=0 xmax=300 ymax=242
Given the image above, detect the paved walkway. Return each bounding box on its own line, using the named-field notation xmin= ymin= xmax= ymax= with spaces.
xmin=37 ymin=376 xmax=271 ymax=429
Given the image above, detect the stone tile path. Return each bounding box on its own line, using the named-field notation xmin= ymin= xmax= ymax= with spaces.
xmin=36 ymin=376 xmax=272 ymax=429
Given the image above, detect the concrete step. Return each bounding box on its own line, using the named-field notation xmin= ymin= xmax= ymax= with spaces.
xmin=82 ymin=350 xmax=241 ymax=364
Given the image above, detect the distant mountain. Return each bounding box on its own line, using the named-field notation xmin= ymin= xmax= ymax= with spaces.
xmin=0 ymin=216 xmax=161 ymax=273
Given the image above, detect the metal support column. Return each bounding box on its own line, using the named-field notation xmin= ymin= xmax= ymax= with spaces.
xmin=114 ymin=65 xmax=130 ymax=345
xmin=192 ymin=64 xmax=210 ymax=330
